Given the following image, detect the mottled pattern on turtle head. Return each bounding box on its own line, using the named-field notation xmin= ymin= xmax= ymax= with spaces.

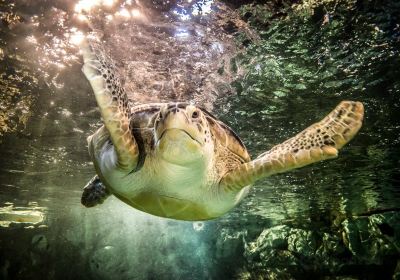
xmin=154 ymin=102 xmax=214 ymax=165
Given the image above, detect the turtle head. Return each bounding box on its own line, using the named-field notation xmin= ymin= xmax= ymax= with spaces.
xmin=154 ymin=103 xmax=213 ymax=165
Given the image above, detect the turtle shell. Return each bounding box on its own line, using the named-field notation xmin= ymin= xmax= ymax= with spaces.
xmin=200 ymin=108 xmax=251 ymax=163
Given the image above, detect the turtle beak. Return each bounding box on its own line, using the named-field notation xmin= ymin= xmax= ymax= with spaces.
xmin=155 ymin=104 xmax=203 ymax=145
xmin=159 ymin=129 xmax=200 ymax=144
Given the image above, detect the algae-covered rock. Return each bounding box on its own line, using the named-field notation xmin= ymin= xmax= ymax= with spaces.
xmin=243 ymin=212 xmax=400 ymax=278
xmin=315 ymin=233 xmax=344 ymax=256
xmin=245 ymin=226 xmax=320 ymax=261
xmin=393 ymin=260 xmax=400 ymax=280
xmin=342 ymin=212 xmax=400 ymax=264
xmin=246 ymin=225 xmax=291 ymax=256
xmin=287 ymin=229 xmax=317 ymax=258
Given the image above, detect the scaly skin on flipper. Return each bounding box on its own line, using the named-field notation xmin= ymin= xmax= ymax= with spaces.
xmin=220 ymin=101 xmax=364 ymax=192
xmin=81 ymin=37 xmax=139 ymax=171
xmin=81 ymin=175 xmax=110 ymax=207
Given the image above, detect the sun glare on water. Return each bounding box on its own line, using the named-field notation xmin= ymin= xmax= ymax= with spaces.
xmin=69 ymin=30 xmax=85 ymax=46
xmin=74 ymin=0 xmax=116 ymax=13
xmin=116 ymin=8 xmax=131 ymax=18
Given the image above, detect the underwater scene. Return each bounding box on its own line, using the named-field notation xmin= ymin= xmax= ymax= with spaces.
xmin=0 ymin=0 xmax=399 ymax=279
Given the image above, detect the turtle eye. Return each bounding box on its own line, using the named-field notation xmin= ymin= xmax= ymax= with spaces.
xmin=192 ymin=111 xmax=199 ymax=119
xmin=159 ymin=112 xmax=163 ymax=119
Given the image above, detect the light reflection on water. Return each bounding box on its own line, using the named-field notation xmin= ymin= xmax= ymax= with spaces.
xmin=0 ymin=202 xmax=45 ymax=228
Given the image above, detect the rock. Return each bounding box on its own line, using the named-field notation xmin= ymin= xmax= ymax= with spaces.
xmin=247 ymin=267 xmax=295 ymax=280
xmin=316 ymin=233 xmax=345 ymax=257
xmin=393 ymin=260 xmax=400 ymax=280
xmin=341 ymin=212 xmax=400 ymax=263
xmin=242 ymin=214 xmax=400 ymax=279
xmin=216 ymin=228 xmax=246 ymax=260
xmin=287 ymin=229 xmax=317 ymax=258
xmin=371 ymin=212 xmax=400 ymax=248
xmin=246 ymin=225 xmax=291 ymax=258
xmin=244 ymin=225 xmax=299 ymax=274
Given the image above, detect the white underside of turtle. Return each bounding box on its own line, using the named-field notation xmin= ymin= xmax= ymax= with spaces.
xmin=80 ymin=36 xmax=364 ymax=221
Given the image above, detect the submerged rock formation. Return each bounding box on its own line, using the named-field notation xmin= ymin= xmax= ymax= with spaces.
xmin=218 ymin=211 xmax=400 ymax=279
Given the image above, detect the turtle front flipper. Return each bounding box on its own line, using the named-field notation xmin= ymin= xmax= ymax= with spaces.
xmin=220 ymin=101 xmax=364 ymax=192
xmin=81 ymin=36 xmax=139 ymax=171
xmin=81 ymin=175 xmax=110 ymax=207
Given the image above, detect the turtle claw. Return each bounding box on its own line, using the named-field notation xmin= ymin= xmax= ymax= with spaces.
xmin=81 ymin=175 xmax=110 ymax=207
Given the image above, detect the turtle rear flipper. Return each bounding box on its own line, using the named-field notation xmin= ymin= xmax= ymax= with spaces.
xmin=221 ymin=101 xmax=364 ymax=192
xmin=81 ymin=36 xmax=139 ymax=172
xmin=81 ymin=175 xmax=110 ymax=207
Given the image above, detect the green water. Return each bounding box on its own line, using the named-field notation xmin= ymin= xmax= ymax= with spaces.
xmin=0 ymin=0 xmax=399 ymax=279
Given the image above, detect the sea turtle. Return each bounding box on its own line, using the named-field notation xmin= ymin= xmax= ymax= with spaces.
xmin=80 ymin=37 xmax=364 ymax=221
